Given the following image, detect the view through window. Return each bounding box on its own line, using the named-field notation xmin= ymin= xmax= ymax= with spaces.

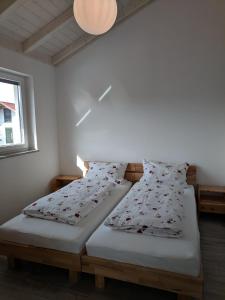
xmin=0 ymin=79 xmax=24 ymax=147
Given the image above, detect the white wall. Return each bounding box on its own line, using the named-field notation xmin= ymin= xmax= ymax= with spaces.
xmin=0 ymin=47 xmax=59 ymax=223
xmin=56 ymin=0 xmax=225 ymax=185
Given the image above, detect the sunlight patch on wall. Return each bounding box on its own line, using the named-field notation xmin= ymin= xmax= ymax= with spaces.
xmin=75 ymin=109 xmax=91 ymax=127
xmin=98 ymin=85 xmax=112 ymax=102
xmin=76 ymin=154 xmax=88 ymax=176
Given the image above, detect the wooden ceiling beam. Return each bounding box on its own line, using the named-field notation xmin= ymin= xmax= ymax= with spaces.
xmin=0 ymin=0 xmax=19 ymax=19
xmin=117 ymin=0 xmax=154 ymax=24
xmin=23 ymin=6 xmax=73 ymax=53
xmin=52 ymin=34 xmax=97 ymax=66
xmin=0 ymin=34 xmax=52 ymax=65
xmin=52 ymin=0 xmax=154 ymax=65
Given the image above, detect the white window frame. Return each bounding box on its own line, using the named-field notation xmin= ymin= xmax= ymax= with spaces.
xmin=0 ymin=68 xmax=38 ymax=158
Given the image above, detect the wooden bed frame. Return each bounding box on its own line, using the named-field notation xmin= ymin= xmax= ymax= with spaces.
xmin=81 ymin=162 xmax=203 ymax=300
xmin=0 ymin=161 xmax=93 ymax=283
xmin=0 ymin=161 xmax=148 ymax=283
xmin=0 ymin=161 xmax=202 ymax=299
xmin=0 ymin=240 xmax=83 ymax=283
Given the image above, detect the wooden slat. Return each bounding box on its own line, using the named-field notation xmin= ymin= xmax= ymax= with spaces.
xmin=23 ymin=6 xmax=73 ymax=53
xmin=52 ymin=0 xmax=154 ymax=65
xmin=126 ymin=163 xmax=143 ymax=173
xmin=52 ymin=33 xmax=96 ymax=65
xmin=199 ymin=185 xmax=225 ymax=193
xmin=0 ymin=0 xmax=18 ymax=18
xmin=117 ymin=0 xmax=153 ymax=25
xmin=82 ymin=255 xmax=203 ymax=299
xmin=0 ymin=33 xmax=52 ymax=64
xmin=68 ymin=270 xmax=79 ymax=284
xmin=0 ymin=240 xmax=81 ymax=271
xmin=198 ymin=185 xmax=225 ymax=215
xmin=187 ymin=165 xmax=197 ymax=186
xmin=95 ymin=275 xmax=105 ymax=289
xmin=0 ymin=33 xmax=22 ymax=51
xmin=199 ymin=201 xmax=225 ymax=214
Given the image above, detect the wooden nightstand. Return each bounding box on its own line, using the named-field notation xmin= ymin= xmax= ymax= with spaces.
xmin=50 ymin=175 xmax=82 ymax=192
xmin=198 ymin=185 xmax=225 ymax=214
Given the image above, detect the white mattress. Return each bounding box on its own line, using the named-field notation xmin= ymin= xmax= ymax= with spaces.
xmin=86 ymin=186 xmax=201 ymax=276
xmin=0 ymin=182 xmax=132 ymax=254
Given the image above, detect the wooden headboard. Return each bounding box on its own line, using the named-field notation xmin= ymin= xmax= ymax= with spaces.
xmin=84 ymin=162 xmax=197 ymax=185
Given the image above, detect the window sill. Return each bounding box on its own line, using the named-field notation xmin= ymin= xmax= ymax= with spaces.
xmin=0 ymin=149 xmax=39 ymax=160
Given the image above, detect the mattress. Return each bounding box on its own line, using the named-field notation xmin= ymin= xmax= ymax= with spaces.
xmin=86 ymin=186 xmax=201 ymax=276
xmin=0 ymin=181 xmax=132 ymax=254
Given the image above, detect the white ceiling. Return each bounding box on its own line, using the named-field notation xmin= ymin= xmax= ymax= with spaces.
xmin=0 ymin=0 xmax=152 ymax=65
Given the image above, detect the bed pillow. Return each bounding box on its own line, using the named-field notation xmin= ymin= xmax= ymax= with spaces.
xmin=85 ymin=162 xmax=128 ymax=183
xmin=142 ymin=159 xmax=189 ymax=186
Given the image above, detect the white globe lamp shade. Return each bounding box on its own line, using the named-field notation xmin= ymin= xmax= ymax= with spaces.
xmin=73 ymin=0 xmax=118 ymax=35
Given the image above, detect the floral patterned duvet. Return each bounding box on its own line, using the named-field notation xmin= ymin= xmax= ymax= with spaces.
xmin=23 ymin=178 xmax=114 ymax=225
xmin=104 ymin=180 xmax=185 ymax=238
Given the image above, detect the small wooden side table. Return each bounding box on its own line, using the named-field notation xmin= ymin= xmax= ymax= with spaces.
xmin=50 ymin=175 xmax=82 ymax=192
xmin=198 ymin=185 xmax=225 ymax=214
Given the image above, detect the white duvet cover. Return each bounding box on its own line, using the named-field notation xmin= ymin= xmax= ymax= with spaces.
xmin=0 ymin=182 xmax=132 ymax=254
xmin=86 ymin=186 xmax=200 ymax=276
xmin=104 ymin=180 xmax=185 ymax=238
xmin=23 ymin=178 xmax=114 ymax=225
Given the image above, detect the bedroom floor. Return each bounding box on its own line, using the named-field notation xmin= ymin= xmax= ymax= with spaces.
xmin=0 ymin=214 xmax=224 ymax=300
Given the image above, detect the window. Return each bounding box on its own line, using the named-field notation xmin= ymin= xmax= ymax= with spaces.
xmin=0 ymin=69 xmax=37 ymax=157
xmin=4 ymin=108 xmax=12 ymax=123
xmin=0 ymin=76 xmax=24 ymax=148
xmin=5 ymin=128 xmax=13 ymax=144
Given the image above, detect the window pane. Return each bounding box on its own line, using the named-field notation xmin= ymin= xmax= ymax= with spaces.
xmin=4 ymin=108 xmax=12 ymax=122
xmin=0 ymin=80 xmax=24 ymax=147
xmin=5 ymin=128 xmax=13 ymax=144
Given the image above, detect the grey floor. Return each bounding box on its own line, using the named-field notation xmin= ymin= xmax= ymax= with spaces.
xmin=0 ymin=214 xmax=224 ymax=300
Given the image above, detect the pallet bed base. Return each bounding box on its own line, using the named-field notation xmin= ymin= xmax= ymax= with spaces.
xmin=0 ymin=240 xmax=82 ymax=284
xmin=82 ymin=255 xmax=203 ymax=300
